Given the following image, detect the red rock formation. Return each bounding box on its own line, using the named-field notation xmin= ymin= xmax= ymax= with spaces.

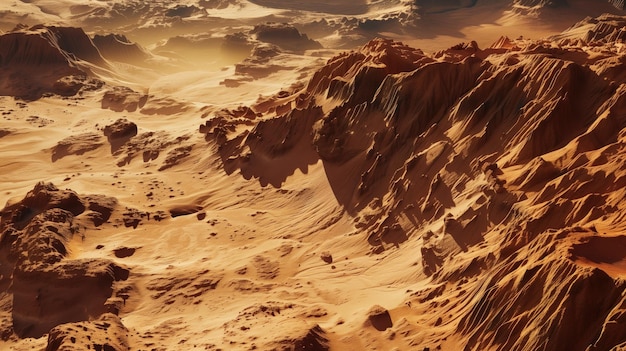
xmin=201 ymin=15 xmax=626 ymax=349
xmin=46 ymin=313 xmax=130 ymax=351
xmin=0 ymin=25 xmax=108 ymax=99
xmin=0 ymin=183 xmax=129 ymax=340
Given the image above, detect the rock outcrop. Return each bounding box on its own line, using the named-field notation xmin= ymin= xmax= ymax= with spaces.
xmin=201 ymin=14 xmax=626 ymax=349
xmin=46 ymin=313 xmax=130 ymax=351
xmin=92 ymin=33 xmax=151 ymax=65
xmin=0 ymin=25 xmax=108 ymax=99
xmin=0 ymin=183 xmax=129 ymax=340
xmin=251 ymin=23 xmax=322 ymax=53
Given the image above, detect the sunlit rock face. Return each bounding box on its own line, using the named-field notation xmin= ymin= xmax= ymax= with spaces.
xmin=201 ymin=19 xmax=626 ymax=349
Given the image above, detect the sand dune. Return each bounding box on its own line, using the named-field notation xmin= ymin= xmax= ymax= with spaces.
xmin=2 ymin=1 xmax=626 ymax=351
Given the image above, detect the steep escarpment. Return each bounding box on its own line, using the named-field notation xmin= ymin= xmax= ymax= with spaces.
xmin=0 ymin=25 xmax=108 ymax=99
xmin=201 ymin=14 xmax=626 ymax=350
xmin=0 ymin=25 xmax=106 ymax=67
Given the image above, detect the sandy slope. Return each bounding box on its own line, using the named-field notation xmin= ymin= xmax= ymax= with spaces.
xmin=2 ymin=1 xmax=626 ymax=351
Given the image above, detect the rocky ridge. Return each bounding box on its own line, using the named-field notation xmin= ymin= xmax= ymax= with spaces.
xmin=201 ymin=14 xmax=626 ymax=350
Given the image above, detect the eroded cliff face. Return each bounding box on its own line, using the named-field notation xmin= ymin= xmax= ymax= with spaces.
xmin=0 ymin=25 xmax=107 ymax=99
xmin=202 ymin=14 xmax=626 ymax=350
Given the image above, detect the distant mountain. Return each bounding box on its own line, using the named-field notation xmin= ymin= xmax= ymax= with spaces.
xmin=0 ymin=25 xmax=107 ymax=99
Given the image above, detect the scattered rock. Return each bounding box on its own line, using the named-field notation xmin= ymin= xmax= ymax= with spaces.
xmin=158 ymin=145 xmax=193 ymax=171
xmin=103 ymin=119 xmax=138 ymax=152
xmin=320 ymin=251 xmax=333 ymax=264
xmin=113 ymin=247 xmax=137 ymax=258
xmin=366 ymin=305 xmax=393 ymax=331
xmin=51 ymin=132 xmax=104 ymax=162
xmin=101 ymin=87 xmax=148 ymax=113
xmin=169 ymin=204 xmax=203 ymax=218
